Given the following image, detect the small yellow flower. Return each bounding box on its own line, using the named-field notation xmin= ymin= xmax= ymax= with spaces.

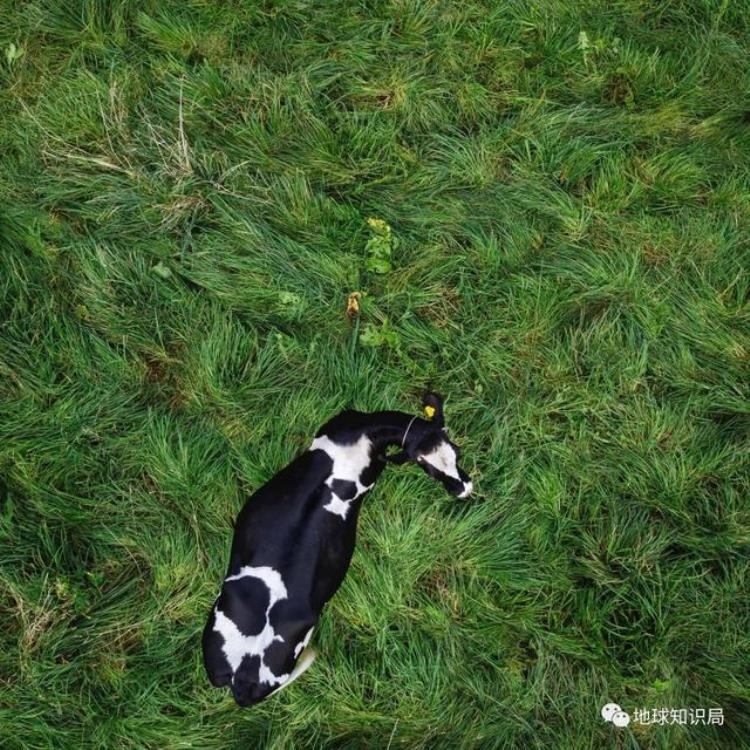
xmin=424 ymin=405 xmax=436 ymax=419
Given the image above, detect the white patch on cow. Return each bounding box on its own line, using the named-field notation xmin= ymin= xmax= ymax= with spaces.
xmin=310 ymin=434 xmax=374 ymax=519
xmin=322 ymin=493 xmax=352 ymax=519
xmin=213 ymin=565 xmax=291 ymax=687
xmin=419 ymin=440 xmax=460 ymax=480
xmin=294 ymin=627 xmax=314 ymax=658
xmin=457 ymin=480 xmax=473 ymax=498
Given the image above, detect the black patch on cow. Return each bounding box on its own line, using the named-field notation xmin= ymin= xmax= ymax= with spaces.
xmin=319 ymin=485 xmax=333 ymax=505
xmin=202 ymin=609 xmax=233 ymax=687
xmin=414 ymin=430 xmax=443 ymax=455
xmin=330 ymin=479 xmax=357 ymax=500
xmin=263 ymin=638 xmax=294 ymax=678
xmin=238 ymin=653 xmax=261 ymax=683
xmin=218 ymin=576 xmax=270 ymax=636
xmin=359 ymin=456 xmax=384 ymax=487
xmin=232 ymin=655 xmax=265 ymax=706
xmin=267 ymin=598 xmax=312 ymax=640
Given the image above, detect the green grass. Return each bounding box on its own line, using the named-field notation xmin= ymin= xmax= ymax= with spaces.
xmin=1 ymin=1 xmax=749 ymax=748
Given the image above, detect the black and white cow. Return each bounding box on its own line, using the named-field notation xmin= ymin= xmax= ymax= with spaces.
xmin=202 ymin=393 xmax=472 ymax=706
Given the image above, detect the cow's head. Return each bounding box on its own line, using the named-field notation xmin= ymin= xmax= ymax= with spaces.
xmin=387 ymin=393 xmax=473 ymax=498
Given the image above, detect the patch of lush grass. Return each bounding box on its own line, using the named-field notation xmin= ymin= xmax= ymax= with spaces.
xmin=1 ymin=1 xmax=749 ymax=748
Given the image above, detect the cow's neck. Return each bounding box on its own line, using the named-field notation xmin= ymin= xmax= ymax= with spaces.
xmin=365 ymin=410 xmax=419 ymax=453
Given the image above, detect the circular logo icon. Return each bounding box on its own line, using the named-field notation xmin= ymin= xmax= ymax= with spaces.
xmin=601 ymin=703 xmax=621 ymax=722
xmin=612 ymin=711 xmax=631 ymax=728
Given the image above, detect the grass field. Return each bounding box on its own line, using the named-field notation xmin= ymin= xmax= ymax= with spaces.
xmin=1 ymin=1 xmax=749 ymax=748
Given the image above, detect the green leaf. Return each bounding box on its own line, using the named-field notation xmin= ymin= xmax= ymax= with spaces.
xmin=364 ymin=217 xmax=398 ymax=274
xmin=359 ymin=323 xmax=385 ymax=347
xmin=151 ymin=262 xmax=172 ymax=279
xmin=5 ymin=43 xmax=24 ymax=66
xmin=359 ymin=318 xmax=401 ymax=349
xmin=279 ymin=291 xmax=301 ymax=305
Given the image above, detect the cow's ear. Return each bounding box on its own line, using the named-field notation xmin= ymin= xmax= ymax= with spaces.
xmin=422 ymin=392 xmax=444 ymax=427
xmin=385 ymin=450 xmax=409 ymax=464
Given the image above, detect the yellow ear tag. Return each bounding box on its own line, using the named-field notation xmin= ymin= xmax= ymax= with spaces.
xmin=423 ymin=405 xmax=436 ymax=419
